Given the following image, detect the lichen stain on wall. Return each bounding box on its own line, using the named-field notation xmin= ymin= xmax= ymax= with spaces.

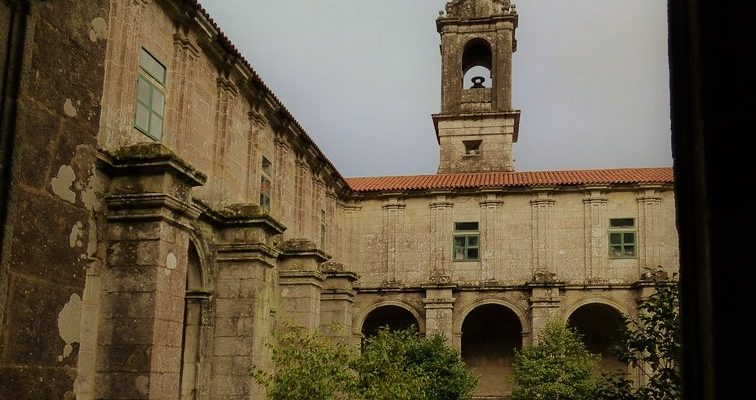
xmin=51 ymin=165 xmax=77 ymax=204
xmin=57 ymin=294 xmax=82 ymax=361
xmin=89 ymin=17 xmax=108 ymax=42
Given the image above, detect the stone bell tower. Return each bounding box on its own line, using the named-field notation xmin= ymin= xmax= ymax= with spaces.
xmin=433 ymin=0 xmax=521 ymax=174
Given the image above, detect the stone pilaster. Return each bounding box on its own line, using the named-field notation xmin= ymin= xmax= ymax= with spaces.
xmin=212 ymin=75 xmax=239 ymax=203
xmin=527 ymin=273 xmax=563 ymax=344
xmin=168 ymin=27 xmax=199 ymax=152
xmin=637 ymin=185 xmax=663 ymax=271
xmin=245 ymin=111 xmax=266 ymax=202
xmin=342 ymin=203 xmax=362 ymax=269
xmin=531 ymin=188 xmax=556 ymax=276
xmin=294 ymin=155 xmax=308 ymax=237
xmin=198 ymin=203 xmax=284 ymax=400
xmin=422 ymin=287 xmax=456 ymax=346
xmin=429 ymin=194 xmax=454 ymax=283
xmin=382 ymin=197 xmax=406 ymax=284
xmin=277 ymin=239 xmax=328 ymax=332
xmin=319 ymin=261 xmax=359 ymax=344
xmin=480 ymin=192 xmax=504 ymax=282
xmin=273 ymin=134 xmax=289 ymax=220
xmin=583 ymin=186 xmax=609 ymax=280
xmin=96 ymin=143 xmax=206 ymax=400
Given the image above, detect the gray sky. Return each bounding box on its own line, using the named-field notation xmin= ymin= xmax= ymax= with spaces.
xmin=201 ymin=0 xmax=672 ymax=177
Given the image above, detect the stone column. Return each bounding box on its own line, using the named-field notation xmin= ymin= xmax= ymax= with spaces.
xmin=480 ymin=192 xmax=504 ymax=282
xmin=319 ymin=261 xmax=359 ymax=344
xmin=583 ymin=186 xmax=609 ymax=280
xmin=422 ymin=287 xmax=456 ymax=347
xmin=273 ymin=134 xmax=289 ymax=221
xmin=96 ymin=143 xmax=206 ymax=400
xmin=530 ymin=188 xmax=556 ymax=276
xmin=277 ymin=239 xmax=328 ymax=332
xmin=382 ymin=197 xmax=406 ymax=284
xmin=637 ymin=185 xmax=663 ymax=272
xmin=200 ymin=203 xmax=284 ymax=400
xmin=429 ymin=194 xmax=453 ymax=283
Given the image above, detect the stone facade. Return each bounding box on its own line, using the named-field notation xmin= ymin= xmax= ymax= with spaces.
xmin=0 ymin=1 xmax=678 ymax=399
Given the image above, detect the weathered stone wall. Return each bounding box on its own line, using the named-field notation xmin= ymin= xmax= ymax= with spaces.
xmin=349 ymin=187 xmax=678 ymax=289
xmin=0 ymin=1 xmax=110 ymax=399
xmin=97 ymin=0 xmax=347 ymax=250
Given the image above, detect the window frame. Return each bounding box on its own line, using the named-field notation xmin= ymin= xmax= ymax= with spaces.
xmin=453 ymin=222 xmax=480 ymax=262
xmin=134 ymin=48 xmax=167 ymax=141
xmin=608 ymin=218 xmax=637 ymax=259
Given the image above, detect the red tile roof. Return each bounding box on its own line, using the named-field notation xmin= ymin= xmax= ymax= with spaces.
xmin=346 ymin=167 xmax=673 ymax=192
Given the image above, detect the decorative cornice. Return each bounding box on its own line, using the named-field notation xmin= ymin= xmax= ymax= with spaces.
xmin=97 ymin=143 xmax=208 ymax=186
xmin=193 ymin=200 xmax=286 ymax=235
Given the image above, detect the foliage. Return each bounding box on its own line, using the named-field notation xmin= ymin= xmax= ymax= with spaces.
xmin=511 ymin=321 xmax=600 ymax=400
xmin=249 ymin=326 xmax=357 ymax=400
xmin=251 ymin=326 xmax=477 ymax=400
xmin=595 ymin=283 xmax=681 ymax=400
xmin=354 ymin=327 xmax=477 ymax=400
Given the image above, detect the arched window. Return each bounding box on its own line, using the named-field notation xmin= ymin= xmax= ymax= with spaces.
xmin=462 ymin=39 xmax=493 ymax=89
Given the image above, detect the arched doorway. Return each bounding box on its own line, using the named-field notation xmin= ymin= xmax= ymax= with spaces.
xmin=567 ymin=303 xmax=625 ymax=373
xmin=180 ymin=243 xmax=205 ymax=399
xmin=361 ymin=305 xmax=419 ymax=338
xmin=461 ymin=304 xmax=523 ymax=398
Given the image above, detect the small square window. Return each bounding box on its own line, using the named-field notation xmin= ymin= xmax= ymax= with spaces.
xmin=609 ymin=218 xmax=636 ymax=258
xmin=453 ymin=222 xmax=480 ymax=261
xmin=463 ymin=140 xmax=482 ymax=155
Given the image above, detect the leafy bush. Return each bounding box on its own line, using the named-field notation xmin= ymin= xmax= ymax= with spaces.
xmin=251 ymin=326 xmax=477 ymax=400
xmin=511 ymin=321 xmax=600 ymax=400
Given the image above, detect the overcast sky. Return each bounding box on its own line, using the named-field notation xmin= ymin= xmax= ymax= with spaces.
xmin=201 ymin=0 xmax=672 ymax=177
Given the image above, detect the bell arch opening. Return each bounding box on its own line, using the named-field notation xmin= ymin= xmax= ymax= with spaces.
xmin=361 ymin=305 xmax=419 ymax=338
xmin=461 ymin=303 xmax=522 ymax=398
xmin=462 ymin=39 xmax=493 ymax=89
xmin=567 ymin=303 xmax=626 ymax=373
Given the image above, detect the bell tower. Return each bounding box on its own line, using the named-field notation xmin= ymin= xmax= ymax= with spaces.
xmin=433 ymin=0 xmax=521 ymax=173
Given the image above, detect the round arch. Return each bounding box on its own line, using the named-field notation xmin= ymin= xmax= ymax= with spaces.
xmin=186 ymin=232 xmax=212 ymax=289
xmin=566 ymin=301 xmax=627 ymax=373
xmin=357 ymin=301 xmax=424 ymax=337
xmin=454 ymin=298 xmax=530 ymax=336
xmin=459 ymin=302 xmax=524 ymax=398
xmin=562 ymin=297 xmax=631 ymax=322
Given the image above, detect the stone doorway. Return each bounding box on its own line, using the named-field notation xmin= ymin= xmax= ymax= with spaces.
xmin=461 ymin=304 xmax=522 ymax=399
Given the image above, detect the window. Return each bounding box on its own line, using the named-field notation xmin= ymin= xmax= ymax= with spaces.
xmin=260 ymin=157 xmax=272 ymax=212
xmin=134 ymin=48 xmax=166 ymax=141
xmin=463 ymin=140 xmax=482 ymax=155
xmin=453 ymin=222 xmax=480 ymax=261
xmin=609 ymin=218 xmax=636 ymax=258
xmin=320 ymin=210 xmax=326 ymax=249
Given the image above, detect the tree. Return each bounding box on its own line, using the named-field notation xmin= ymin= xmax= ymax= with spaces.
xmin=355 ymin=327 xmax=477 ymax=400
xmin=596 ymin=282 xmax=681 ymax=400
xmin=249 ymin=326 xmax=357 ymax=400
xmin=511 ymin=321 xmax=600 ymax=400
xmin=251 ymin=326 xmax=477 ymax=400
